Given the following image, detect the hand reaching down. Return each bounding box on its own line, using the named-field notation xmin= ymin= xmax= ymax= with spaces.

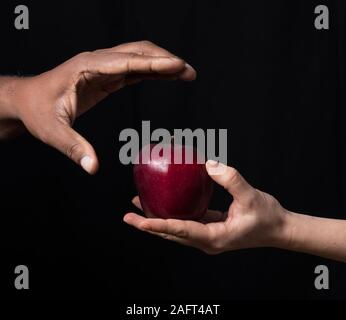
xmin=0 ymin=41 xmax=196 ymax=174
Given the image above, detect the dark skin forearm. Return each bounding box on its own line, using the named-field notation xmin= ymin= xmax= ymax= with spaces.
xmin=0 ymin=77 xmax=25 ymax=139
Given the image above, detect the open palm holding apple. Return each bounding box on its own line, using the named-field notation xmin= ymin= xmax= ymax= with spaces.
xmin=124 ymin=160 xmax=289 ymax=254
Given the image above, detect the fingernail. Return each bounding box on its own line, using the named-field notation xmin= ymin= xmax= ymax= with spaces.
xmin=80 ymin=155 xmax=93 ymax=174
xmin=123 ymin=215 xmax=130 ymax=223
xmin=157 ymin=57 xmax=182 ymax=67
xmin=206 ymin=161 xmax=227 ymax=175
xmin=206 ymin=159 xmax=218 ymax=167
xmin=167 ymin=57 xmax=181 ymax=61
xmin=185 ymin=62 xmax=193 ymax=69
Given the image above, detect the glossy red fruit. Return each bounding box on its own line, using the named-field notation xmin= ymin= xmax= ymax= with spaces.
xmin=133 ymin=143 xmax=213 ymax=220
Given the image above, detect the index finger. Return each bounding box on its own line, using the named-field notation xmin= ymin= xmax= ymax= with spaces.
xmin=95 ymin=41 xmax=196 ymax=80
xmin=111 ymin=40 xmax=177 ymax=58
xmin=86 ymin=52 xmax=186 ymax=76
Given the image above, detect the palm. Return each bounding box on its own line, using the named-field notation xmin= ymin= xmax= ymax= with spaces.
xmin=71 ymin=73 xmax=124 ymax=118
xmin=128 ymin=196 xmax=231 ymax=253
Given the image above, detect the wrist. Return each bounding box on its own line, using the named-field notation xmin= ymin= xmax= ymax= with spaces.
xmin=0 ymin=76 xmax=25 ymax=120
xmin=272 ymin=208 xmax=299 ymax=250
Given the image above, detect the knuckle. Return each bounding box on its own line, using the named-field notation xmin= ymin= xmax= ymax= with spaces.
xmin=252 ymin=190 xmax=271 ymax=206
xmin=66 ymin=142 xmax=82 ymax=161
xmin=263 ymin=192 xmax=280 ymax=209
xmin=246 ymin=190 xmax=262 ymax=209
xmin=75 ymin=51 xmax=92 ymax=63
xmin=127 ymin=52 xmax=138 ymax=58
xmin=224 ymin=167 xmax=239 ymax=185
xmin=175 ymin=228 xmax=188 ymax=238
xmin=123 ymin=52 xmax=138 ymax=68
xmin=169 ymin=221 xmax=188 ymax=238
xmin=137 ymin=40 xmax=156 ymax=56
xmin=70 ymin=51 xmax=92 ymax=72
xmin=139 ymin=221 xmax=150 ymax=231
xmin=141 ymin=40 xmax=153 ymax=46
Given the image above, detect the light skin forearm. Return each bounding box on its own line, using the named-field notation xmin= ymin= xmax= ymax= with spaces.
xmin=279 ymin=210 xmax=346 ymax=262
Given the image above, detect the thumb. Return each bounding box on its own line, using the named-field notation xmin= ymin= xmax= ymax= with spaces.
xmin=205 ymin=160 xmax=255 ymax=203
xmin=45 ymin=124 xmax=99 ymax=174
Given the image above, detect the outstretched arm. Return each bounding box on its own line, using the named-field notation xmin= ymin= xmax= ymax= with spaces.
xmin=0 ymin=41 xmax=196 ymax=173
xmin=124 ymin=161 xmax=346 ymax=263
xmin=281 ymin=211 xmax=346 ymax=262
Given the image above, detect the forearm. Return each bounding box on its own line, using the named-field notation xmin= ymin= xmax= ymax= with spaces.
xmin=0 ymin=76 xmax=20 ymax=118
xmin=0 ymin=76 xmax=24 ymax=139
xmin=279 ymin=210 xmax=346 ymax=262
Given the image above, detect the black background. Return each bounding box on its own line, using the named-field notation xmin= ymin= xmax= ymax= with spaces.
xmin=0 ymin=0 xmax=346 ymax=300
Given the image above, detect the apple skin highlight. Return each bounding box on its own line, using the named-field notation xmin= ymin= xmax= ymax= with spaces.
xmin=133 ymin=143 xmax=213 ymax=220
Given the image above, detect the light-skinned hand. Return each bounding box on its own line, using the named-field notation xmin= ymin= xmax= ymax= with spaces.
xmin=124 ymin=160 xmax=288 ymax=254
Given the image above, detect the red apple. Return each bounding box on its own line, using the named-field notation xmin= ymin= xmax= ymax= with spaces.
xmin=133 ymin=143 xmax=213 ymax=220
